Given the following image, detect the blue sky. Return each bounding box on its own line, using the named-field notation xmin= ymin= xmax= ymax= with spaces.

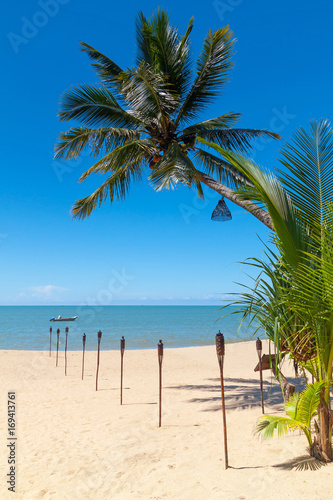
xmin=1 ymin=0 xmax=332 ymax=305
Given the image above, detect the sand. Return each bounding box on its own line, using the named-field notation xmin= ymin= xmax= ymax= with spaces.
xmin=0 ymin=340 xmax=332 ymax=500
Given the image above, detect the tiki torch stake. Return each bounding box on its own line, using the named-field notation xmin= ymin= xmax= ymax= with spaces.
xmin=65 ymin=327 xmax=68 ymax=376
xmin=56 ymin=329 xmax=60 ymax=367
xmin=82 ymin=334 xmax=86 ymax=380
xmin=49 ymin=327 xmax=52 ymax=357
xmin=158 ymin=340 xmax=164 ymax=428
xmin=256 ymin=338 xmax=264 ymax=414
xmin=216 ymin=331 xmax=228 ymax=469
xmin=120 ymin=336 xmax=125 ymax=405
xmin=96 ymin=331 xmax=102 ymax=391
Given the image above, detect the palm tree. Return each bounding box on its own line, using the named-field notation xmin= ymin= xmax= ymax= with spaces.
xmin=201 ymin=119 xmax=333 ymax=462
xmin=54 ymin=9 xmax=278 ymax=226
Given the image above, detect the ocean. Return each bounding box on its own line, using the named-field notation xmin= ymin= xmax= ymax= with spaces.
xmin=0 ymin=305 xmax=262 ymax=351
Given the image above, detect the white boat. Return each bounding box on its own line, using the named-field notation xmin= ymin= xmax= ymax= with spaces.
xmin=50 ymin=316 xmax=78 ymax=322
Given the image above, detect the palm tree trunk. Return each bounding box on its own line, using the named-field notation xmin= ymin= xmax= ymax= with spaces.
xmin=198 ymin=171 xmax=273 ymax=230
xmin=316 ymin=398 xmax=332 ymax=462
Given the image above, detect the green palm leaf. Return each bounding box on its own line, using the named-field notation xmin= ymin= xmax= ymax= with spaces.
xmin=175 ymin=26 xmax=234 ymax=126
xmin=120 ymin=63 xmax=179 ymax=123
xmin=71 ymin=159 xmax=144 ymax=220
xmin=198 ymin=128 xmax=281 ymax=153
xmin=78 ymin=138 xmax=155 ymax=182
xmin=79 ymin=41 xmax=124 ymax=99
xmin=256 ymin=414 xmax=308 ymax=439
xmin=135 ymin=11 xmax=154 ymax=66
xmin=180 ymin=112 xmax=240 ymax=136
xmin=277 ymin=119 xmax=333 ymax=233
xmin=54 ymin=127 xmax=142 ymax=160
xmin=296 ymin=382 xmax=325 ymax=427
xmin=135 ymin=9 xmax=193 ymax=98
xmin=192 ymin=148 xmax=250 ymax=188
xmin=149 ymin=142 xmax=203 ymax=197
xmin=58 ymin=84 xmax=141 ymax=128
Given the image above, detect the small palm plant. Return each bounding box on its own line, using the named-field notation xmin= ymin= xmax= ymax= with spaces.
xmin=256 ymin=382 xmax=326 ymax=458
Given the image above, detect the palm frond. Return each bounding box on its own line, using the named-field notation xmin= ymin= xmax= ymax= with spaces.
xmin=277 ymin=119 xmax=333 ymax=231
xmin=256 ymin=414 xmax=308 ymax=439
xmin=78 ymin=138 xmax=155 ymax=182
xmin=58 ymin=84 xmax=142 ymax=128
xmin=297 ymin=382 xmax=326 ymax=427
xmin=198 ymin=128 xmax=281 ymax=153
xmin=180 ymin=112 xmax=240 ymax=137
xmin=149 ymin=142 xmax=203 ymax=197
xmin=176 ymin=16 xmax=194 ymax=94
xmin=120 ymin=63 xmax=179 ymax=123
xmin=174 ymin=26 xmax=234 ymax=126
xmin=135 ymin=9 xmax=193 ymax=98
xmin=71 ymin=159 xmax=144 ymax=220
xmin=79 ymin=41 xmax=124 ymax=99
xmin=54 ymin=127 xmax=142 ymax=160
xmin=135 ymin=11 xmax=154 ymax=66
xmin=192 ymin=148 xmax=250 ymax=188
xmin=284 ymin=392 xmax=299 ymax=419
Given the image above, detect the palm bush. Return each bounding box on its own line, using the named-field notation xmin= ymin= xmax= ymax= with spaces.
xmin=55 ymin=9 xmax=277 ymax=225
xmin=200 ymin=120 xmax=333 ymax=461
xmin=256 ymin=382 xmax=327 ymax=457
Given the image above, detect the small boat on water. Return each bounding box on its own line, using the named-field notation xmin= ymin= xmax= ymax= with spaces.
xmin=50 ymin=316 xmax=78 ymax=322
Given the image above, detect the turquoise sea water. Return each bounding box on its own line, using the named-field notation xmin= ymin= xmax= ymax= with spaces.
xmin=0 ymin=306 xmax=262 ymax=350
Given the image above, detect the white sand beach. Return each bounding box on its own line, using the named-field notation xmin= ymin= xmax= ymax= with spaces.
xmin=0 ymin=341 xmax=332 ymax=499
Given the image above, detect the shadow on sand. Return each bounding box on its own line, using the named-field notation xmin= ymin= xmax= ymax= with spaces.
xmin=227 ymin=455 xmax=326 ymax=471
xmin=273 ymin=455 xmax=327 ymax=471
xmin=167 ymin=376 xmax=305 ymax=411
xmin=168 ymin=378 xmax=327 ymax=471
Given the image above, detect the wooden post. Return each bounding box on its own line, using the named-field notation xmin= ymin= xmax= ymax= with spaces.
xmin=120 ymin=336 xmax=125 ymax=404
xmin=49 ymin=327 xmax=52 ymax=357
xmin=216 ymin=331 xmax=228 ymax=469
xmin=65 ymin=327 xmax=69 ymax=376
xmin=256 ymin=338 xmax=264 ymax=414
xmin=96 ymin=331 xmax=102 ymax=391
xmin=56 ymin=329 xmax=60 ymax=367
xmin=82 ymin=334 xmax=86 ymax=380
xmin=158 ymin=340 xmax=164 ymax=427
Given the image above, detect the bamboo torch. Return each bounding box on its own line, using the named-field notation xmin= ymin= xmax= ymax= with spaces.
xmin=256 ymin=337 xmax=264 ymax=414
xmin=82 ymin=333 xmax=86 ymax=380
xmin=158 ymin=340 xmax=164 ymax=428
xmin=49 ymin=327 xmax=52 ymax=357
xmin=216 ymin=331 xmax=228 ymax=469
xmin=65 ymin=327 xmax=69 ymax=376
xmin=96 ymin=330 xmax=102 ymax=391
xmin=56 ymin=328 xmax=60 ymax=367
xmin=120 ymin=336 xmax=125 ymax=405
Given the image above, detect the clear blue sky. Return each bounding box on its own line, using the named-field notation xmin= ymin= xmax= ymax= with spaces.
xmin=1 ymin=0 xmax=332 ymax=305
